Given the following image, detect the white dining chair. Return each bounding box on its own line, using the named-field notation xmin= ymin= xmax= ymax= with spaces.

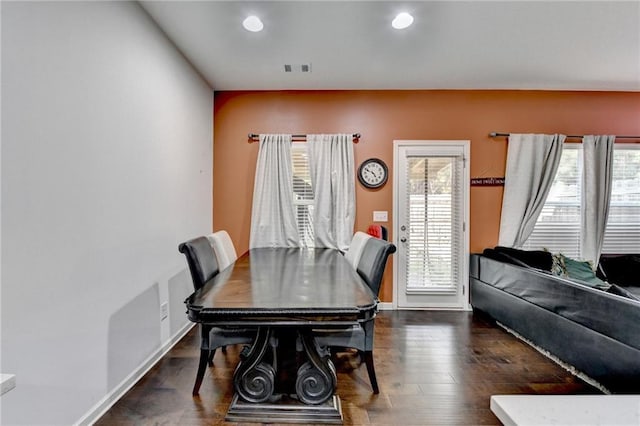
xmin=206 ymin=230 xmax=238 ymax=271
xmin=344 ymin=231 xmax=372 ymax=269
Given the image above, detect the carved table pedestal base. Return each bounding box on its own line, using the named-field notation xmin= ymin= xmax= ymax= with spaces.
xmin=226 ymin=394 xmax=343 ymax=424
xmin=226 ymin=326 xmax=343 ymax=424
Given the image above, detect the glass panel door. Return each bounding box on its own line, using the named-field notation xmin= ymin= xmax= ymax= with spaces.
xmin=394 ymin=141 xmax=469 ymax=309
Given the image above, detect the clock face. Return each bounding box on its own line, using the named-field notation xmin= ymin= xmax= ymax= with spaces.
xmin=358 ymin=158 xmax=388 ymax=189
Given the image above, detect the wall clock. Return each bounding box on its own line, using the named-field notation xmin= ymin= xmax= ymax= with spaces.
xmin=358 ymin=158 xmax=388 ymax=189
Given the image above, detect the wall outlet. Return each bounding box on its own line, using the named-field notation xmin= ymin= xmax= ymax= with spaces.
xmin=373 ymin=211 xmax=388 ymax=222
xmin=160 ymin=302 xmax=168 ymax=321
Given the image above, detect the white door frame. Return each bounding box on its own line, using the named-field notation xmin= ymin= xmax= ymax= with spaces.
xmin=392 ymin=140 xmax=471 ymax=310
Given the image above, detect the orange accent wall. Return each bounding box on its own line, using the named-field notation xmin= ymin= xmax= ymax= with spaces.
xmin=213 ymin=90 xmax=640 ymax=302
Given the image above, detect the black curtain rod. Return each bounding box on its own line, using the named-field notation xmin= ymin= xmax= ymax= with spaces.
xmin=248 ymin=133 xmax=361 ymax=142
xmin=490 ymin=132 xmax=640 ymax=140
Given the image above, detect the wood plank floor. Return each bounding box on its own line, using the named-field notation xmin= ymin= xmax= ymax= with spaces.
xmin=96 ymin=311 xmax=600 ymax=425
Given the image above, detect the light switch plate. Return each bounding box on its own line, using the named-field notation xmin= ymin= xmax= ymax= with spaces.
xmin=373 ymin=211 xmax=388 ymax=222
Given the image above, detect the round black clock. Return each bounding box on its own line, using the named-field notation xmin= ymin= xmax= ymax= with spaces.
xmin=357 ymin=158 xmax=388 ymax=189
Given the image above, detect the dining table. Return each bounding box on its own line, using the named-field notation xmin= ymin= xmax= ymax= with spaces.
xmin=185 ymin=247 xmax=378 ymax=424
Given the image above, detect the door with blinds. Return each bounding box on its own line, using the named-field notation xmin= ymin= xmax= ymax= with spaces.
xmin=393 ymin=141 xmax=470 ymax=309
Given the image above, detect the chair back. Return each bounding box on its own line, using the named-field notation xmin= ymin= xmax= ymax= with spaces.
xmin=178 ymin=236 xmax=219 ymax=290
xmin=206 ymin=230 xmax=238 ymax=271
xmin=356 ymin=238 xmax=396 ymax=296
xmin=344 ymin=231 xmax=372 ymax=268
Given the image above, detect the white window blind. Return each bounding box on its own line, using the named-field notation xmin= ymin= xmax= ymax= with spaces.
xmin=523 ymin=146 xmax=581 ymax=257
xmin=602 ymin=146 xmax=640 ymax=253
xmin=291 ymin=144 xmax=315 ymax=247
xmin=405 ymin=156 xmax=462 ymax=290
xmin=524 ymin=144 xmax=640 ymax=258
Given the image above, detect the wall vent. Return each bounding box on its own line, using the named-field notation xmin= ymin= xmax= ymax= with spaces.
xmin=283 ymin=63 xmax=312 ymax=73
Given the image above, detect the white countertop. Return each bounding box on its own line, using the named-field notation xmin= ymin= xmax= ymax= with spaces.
xmin=491 ymin=395 xmax=640 ymax=426
xmin=1 ymin=374 xmax=16 ymax=396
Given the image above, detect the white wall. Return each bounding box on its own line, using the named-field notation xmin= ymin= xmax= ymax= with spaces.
xmin=1 ymin=2 xmax=213 ymax=424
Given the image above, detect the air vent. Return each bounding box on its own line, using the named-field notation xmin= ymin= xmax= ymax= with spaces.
xmin=283 ymin=63 xmax=312 ymax=73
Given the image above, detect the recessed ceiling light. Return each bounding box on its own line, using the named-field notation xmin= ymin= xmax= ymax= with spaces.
xmin=243 ymin=15 xmax=263 ymax=32
xmin=392 ymin=12 xmax=414 ymax=30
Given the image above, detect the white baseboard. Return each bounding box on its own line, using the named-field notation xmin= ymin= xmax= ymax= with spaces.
xmin=76 ymin=322 xmax=195 ymax=426
xmin=379 ymin=303 xmax=473 ymax=311
xmin=378 ymin=302 xmax=394 ymax=310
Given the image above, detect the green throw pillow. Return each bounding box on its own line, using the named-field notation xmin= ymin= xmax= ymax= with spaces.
xmin=560 ymin=254 xmax=609 ymax=290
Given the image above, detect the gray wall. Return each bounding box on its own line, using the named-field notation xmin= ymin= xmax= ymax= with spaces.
xmin=1 ymin=2 xmax=213 ymax=424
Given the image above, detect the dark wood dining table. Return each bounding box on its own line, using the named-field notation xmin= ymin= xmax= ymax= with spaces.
xmin=185 ymin=247 xmax=378 ymax=424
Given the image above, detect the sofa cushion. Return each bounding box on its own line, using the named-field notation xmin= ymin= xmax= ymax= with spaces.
xmin=598 ymin=254 xmax=640 ymax=287
xmin=482 ymin=248 xmax=531 ymax=268
xmin=493 ymin=246 xmax=553 ymax=271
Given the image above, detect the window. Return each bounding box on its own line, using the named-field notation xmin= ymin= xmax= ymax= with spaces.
xmin=291 ymin=144 xmax=315 ymax=247
xmin=523 ymin=144 xmax=640 ymax=257
xmin=602 ymin=146 xmax=640 ymax=253
xmin=523 ymin=145 xmax=582 ymax=257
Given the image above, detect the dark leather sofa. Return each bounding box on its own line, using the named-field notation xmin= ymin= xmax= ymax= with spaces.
xmin=470 ymin=247 xmax=640 ymax=393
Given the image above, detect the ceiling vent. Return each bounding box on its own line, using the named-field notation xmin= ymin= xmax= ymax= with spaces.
xmin=284 ymin=63 xmax=312 ymax=73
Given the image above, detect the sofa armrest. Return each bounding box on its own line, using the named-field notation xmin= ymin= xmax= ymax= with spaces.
xmin=470 ymin=254 xmax=481 ymax=280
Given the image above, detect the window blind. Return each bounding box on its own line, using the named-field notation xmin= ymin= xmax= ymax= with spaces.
xmin=291 ymin=144 xmax=315 ymax=247
xmin=405 ymin=156 xmax=462 ymax=290
xmin=602 ymin=146 xmax=640 ymax=254
xmin=524 ymin=144 xmax=640 ymax=258
xmin=523 ymin=146 xmax=581 ymax=257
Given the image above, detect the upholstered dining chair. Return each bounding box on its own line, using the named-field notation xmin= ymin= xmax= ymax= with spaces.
xmin=355 ymin=237 xmax=396 ymax=297
xmin=344 ymin=231 xmax=372 ymax=269
xmin=178 ymin=236 xmax=254 ymax=395
xmin=179 ymin=236 xmax=218 ymax=291
xmin=206 ymin=230 xmax=238 ymax=271
xmin=315 ymin=237 xmax=396 ymax=394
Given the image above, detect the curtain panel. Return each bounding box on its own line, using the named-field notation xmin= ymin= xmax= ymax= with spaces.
xmin=499 ymin=133 xmax=565 ymax=248
xmin=249 ymin=134 xmax=300 ymax=248
xmin=307 ymin=134 xmax=356 ymax=251
xmin=581 ymin=135 xmax=615 ymax=267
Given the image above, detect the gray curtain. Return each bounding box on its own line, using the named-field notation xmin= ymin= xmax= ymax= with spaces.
xmin=307 ymin=134 xmax=356 ymax=251
xmin=581 ymin=135 xmax=615 ymax=267
xmin=249 ymin=134 xmax=300 ymax=248
xmin=499 ymin=133 xmax=565 ymax=248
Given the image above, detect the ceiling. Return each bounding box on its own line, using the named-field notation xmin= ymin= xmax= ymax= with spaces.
xmin=140 ymin=1 xmax=640 ymax=91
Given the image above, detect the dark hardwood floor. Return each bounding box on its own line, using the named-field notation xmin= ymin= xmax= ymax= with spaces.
xmin=96 ymin=311 xmax=600 ymax=425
